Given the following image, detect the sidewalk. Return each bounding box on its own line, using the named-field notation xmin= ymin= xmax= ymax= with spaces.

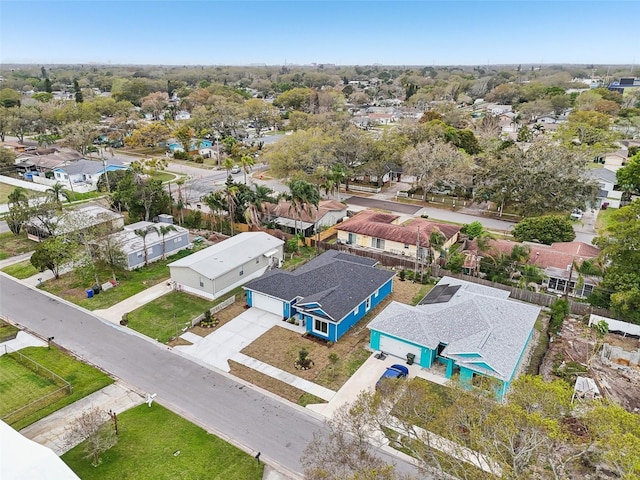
xmin=93 ymin=281 xmax=173 ymax=324
xmin=20 ymin=382 xmax=145 ymax=455
xmin=0 ymin=251 xmax=34 ymax=270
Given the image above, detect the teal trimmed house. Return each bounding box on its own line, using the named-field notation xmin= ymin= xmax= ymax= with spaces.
xmin=367 ymin=276 xmax=540 ymax=399
xmin=244 ymin=250 xmax=395 ymax=342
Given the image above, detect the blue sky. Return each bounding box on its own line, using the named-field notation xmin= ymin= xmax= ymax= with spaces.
xmin=1 ymin=1 xmax=639 ymax=65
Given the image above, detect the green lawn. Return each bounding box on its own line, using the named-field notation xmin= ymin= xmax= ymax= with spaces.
xmin=62 ymin=404 xmax=264 ymax=480
xmin=40 ymin=249 xmax=196 ymax=310
xmin=0 ymin=231 xmax=36 ymax=260
xmin=596 ymin=207 xmax=616 ymax=233
xmin=0 ymin=319 xmax=19 ymax=343
xmin=64 ymin=190 xmax=106 ymax=202
xmin=127 ymin=291 xmax=217 ymax=343
xmin=2 ymin=260 xmax=38 ymax=279
xmin=282 ymin=247 xmax=317 ymax=270
xmin=150 ymin=171 xmax=176 ymax=183
xmin=0 ymin=182 xmax=16 ymax=204
xmin=0 ymin=346 xmax=113 ymax=430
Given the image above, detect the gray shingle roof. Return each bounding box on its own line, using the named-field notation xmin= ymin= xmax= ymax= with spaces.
xmin=244 ymin=251 xmax=394 ymax=321
xmin=367 ymin=276 xmax=539 ymax=382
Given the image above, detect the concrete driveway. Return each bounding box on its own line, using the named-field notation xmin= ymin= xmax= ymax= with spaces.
xmin=174 ymin=308 xmax=286 ymax=371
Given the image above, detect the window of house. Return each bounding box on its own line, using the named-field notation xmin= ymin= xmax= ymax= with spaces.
xmin=239 ymin=267 xmax=244 ymax=276
xmin=137 ymin=252 xmax=143 ymax=258
xmin=366 ymin=297 xmax=371 ymax=310
xmin=314 ymin=319 xmax=328 ymax=335
xmin=548 ymin=278 xmax=558 ymax=290
xmin=199 ymin=277 xmax=204 ymax=287
xmin=371 ymin=237 xmax=385 ymax=249
xmin=375 ymin=288 xmax=380 ymax=298
xmin=582 ymin=284 xmax=594 ymax=297
xmin=256 ymin=258 xmax=260 ymax=264
xmin=348 ymin=233 xmax=356 ymax=244
xmin=404 ymin=243 xmax=410 ymax=249
xmin=174 ymin=236 xmax=182 ymax=244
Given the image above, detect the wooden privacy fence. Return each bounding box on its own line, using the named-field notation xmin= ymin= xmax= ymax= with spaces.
xmin=190 ymin=295 xmax=236 ymax=327
xmin=314 ymin=240 xmax=419 ymax=270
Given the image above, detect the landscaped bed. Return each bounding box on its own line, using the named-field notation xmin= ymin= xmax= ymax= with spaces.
xmin=62 ymin=403 xmax=263 ymax=480
xmin=40 ymin=249 xmax=196 ymax=310
xmin=0 ymin=346 xmax=113 ymax=430
xmin=238 ymin=279 xmax=425 ymax=393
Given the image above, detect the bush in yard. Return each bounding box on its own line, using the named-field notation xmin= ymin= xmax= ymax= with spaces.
xmin=173 ymin=150 xmax=189 ymax=160
xmin=549 ymin=299 xmax=570 ymax=335
xmin=399 ymin=270 xmax=406 ymax=281
xmin=183 ymin=210 xmax=203 ymax=229
xmin=295 ymin=347 xmax=314 ymax=370
xmin=512 ymin=215 xmax=575 ymax=245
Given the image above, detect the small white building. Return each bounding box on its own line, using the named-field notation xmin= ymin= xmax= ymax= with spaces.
xmin=104 ymin=220 xmax=190 ymax=270
xmin=168 ymin=232 xmax=284 ymax=300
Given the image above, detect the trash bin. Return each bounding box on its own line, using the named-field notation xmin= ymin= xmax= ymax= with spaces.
xmin=86 ymin=289 xmax=94 ymax=298
xmin=92 ymin=285 xmax=101 ymax=295
xmin=406 ymin=353 xmax=416 ymax=365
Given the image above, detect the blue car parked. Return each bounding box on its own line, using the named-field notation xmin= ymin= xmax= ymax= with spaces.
xmin=376 ymin=364 xmax=409 ymax=388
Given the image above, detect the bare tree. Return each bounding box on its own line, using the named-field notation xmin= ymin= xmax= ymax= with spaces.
xmin=64 ymin=408 xmax=118 ymax=467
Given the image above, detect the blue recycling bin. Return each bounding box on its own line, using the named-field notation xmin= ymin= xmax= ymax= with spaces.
xmin=86 ymin=289 xmax=94 ymax=298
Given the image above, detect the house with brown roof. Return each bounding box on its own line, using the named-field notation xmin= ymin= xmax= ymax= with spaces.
xmin=463 ymin=238 xmax=601 ymax=297
xmin=263 ymin=199 xmax=347 ymax=236
xmin=336 ymin=210 xmax=460 ymax=261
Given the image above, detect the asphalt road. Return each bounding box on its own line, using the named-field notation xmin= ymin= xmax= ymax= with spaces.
xmin=0 ymin=275 xmax=420 ymax=478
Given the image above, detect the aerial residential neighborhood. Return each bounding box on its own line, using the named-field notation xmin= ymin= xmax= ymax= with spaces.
xmin=1 ymin=2 xmax=639 ymax=480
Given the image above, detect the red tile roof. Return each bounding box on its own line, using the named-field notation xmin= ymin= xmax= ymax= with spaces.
xmin=466 ymin=238 xmax=600 ymax=270
xmin=336 ymin=210 xmax=460 ymax=246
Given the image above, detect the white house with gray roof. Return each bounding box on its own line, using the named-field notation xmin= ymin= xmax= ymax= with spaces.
xmin=169 ymin=232 xmax=284 ymax=300
xmin=52 ymin=159 xmax=128 ymax=192
xmin=244 ymin=250 xmax=395 ymax=341
xmin=367 ymin=276 xmax=540 ymax=399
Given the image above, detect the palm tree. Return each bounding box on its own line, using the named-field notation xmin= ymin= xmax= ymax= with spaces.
xmin=239 ymin=154 xmax=255 ymax=184
xmin=134 ymin=226 xmax=158 ymax=266
xmin=222 ymin=157 xmax=234 ymax=177
xmin=331 ymin=163 xmax=347 ymax=201
xmin=46 ymin=183 xmax=70 ymax=209
xmin=428 ymin=228 xmax=446 ymax=278
xmin=8 ymin=186 xmax=29 ymax=206
xmin=244 ymin=184 xmax=275 ymax=230
xmin=224 ymin=183 xmax=240 ymax=235
xmin=173 ymin=178 xmax=186 ymax=225
xmin=158 ymin=224 xmax=177 ymax=259
xmin=201 ymin=191 xmax=226 ymax=232
xmin=287 ymin=179 xmax=320 ymax=237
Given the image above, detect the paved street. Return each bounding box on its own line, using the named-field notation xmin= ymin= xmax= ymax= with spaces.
xmin=0 ymin=274 xmax=419 ymax=478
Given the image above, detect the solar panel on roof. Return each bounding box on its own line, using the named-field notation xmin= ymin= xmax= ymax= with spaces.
xmin=418 ymin=284 xmax=461 ymax=304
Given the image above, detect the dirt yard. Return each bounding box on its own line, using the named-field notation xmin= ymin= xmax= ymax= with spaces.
xmin=540 ymin=316 xmax=640 ymax=412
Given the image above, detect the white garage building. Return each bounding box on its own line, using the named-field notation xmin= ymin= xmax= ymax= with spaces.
xmin=168 ymin=232 xmax=284 ymax=301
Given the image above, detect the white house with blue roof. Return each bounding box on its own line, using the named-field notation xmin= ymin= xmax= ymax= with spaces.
xmin=244 ymin=250 xmax=395 ymax=342
xmin=367 ymin=276 xmax=540 ymax=399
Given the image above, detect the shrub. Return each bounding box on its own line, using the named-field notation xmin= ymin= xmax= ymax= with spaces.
xmin=192 ymin=155 xmax=204 ymax=164
xmin=173 ymin=150 xmax=189 ymax=160
xmin=549 ymin=299 xmax=570 ymax=335
xmin=399 ymin=270 xmax=406 ymax=281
